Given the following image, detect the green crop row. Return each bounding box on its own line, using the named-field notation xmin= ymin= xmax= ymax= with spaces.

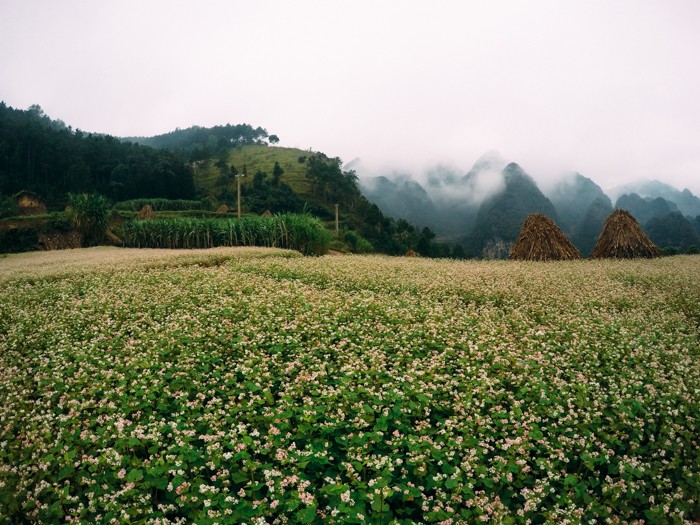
xmin=121 ymin=214 xmax=331 ymax=255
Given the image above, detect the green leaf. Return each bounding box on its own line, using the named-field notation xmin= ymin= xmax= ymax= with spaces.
xmin=529 ymin=426 xmax=544 ymax=440
xmin=299 ymin=505 xmax=317 ymax=523
xmin=231 ymin=470 xmax=249 ymax=483
xmin=58 ymin=465 xmax=74 ymax=480
xmin=127 ymin=469 xmax=143 ymax=482
xmin=49 ymin=500 xmax=64 ymax=518
xmin=645 ymin=509 xmax=662 ymax=521
xmin=150 ymin=476 xmax=168 ymax=490
xmin=245 ymin=381 xmax=261 ymax=392
xmin=445 ymin=477 xmax=459 ymax=489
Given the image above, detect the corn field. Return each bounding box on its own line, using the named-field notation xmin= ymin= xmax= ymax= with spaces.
xmin=120 ymin=214 xmax=331 ymax=255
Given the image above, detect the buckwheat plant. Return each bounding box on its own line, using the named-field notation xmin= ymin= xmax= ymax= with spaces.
xmin=1 ymin=248 xmax=698 ymax=523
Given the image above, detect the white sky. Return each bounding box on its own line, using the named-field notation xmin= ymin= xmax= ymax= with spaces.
xmin=2 ymin=0 xmax=700 ymax=194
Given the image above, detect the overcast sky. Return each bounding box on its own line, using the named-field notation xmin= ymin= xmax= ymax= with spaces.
xmin=2 ymin=0 xmax=699 ymax=193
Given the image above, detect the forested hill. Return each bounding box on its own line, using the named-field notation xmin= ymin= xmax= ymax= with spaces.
xmin=0 ymin=103 xmax=195 ymax=206
xmin=0 ymin=103 xmax=453 ymax=257
xmin=123 ymin=124 xmax=273 ymax=160
xmin=191 ymin=146 xmax=453 ymax=256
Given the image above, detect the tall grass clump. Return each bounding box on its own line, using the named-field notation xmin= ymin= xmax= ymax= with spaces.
xmin=121 ymin=213 xmax=330 ymax=255
xmin=66 ymin=193 xmax=110 ymax=246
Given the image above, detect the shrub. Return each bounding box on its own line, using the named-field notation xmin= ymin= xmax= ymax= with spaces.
xmin=67 ymin=193 xmax=110 ymax=246
xmin=0 ymin=227 xmax=40 ymax=253
xmin=0 ymin=195 xmax=19 ymax=218
xmin=344 ymin=230 xmax=374 ymax=253
xmin=281 ymin=214 xmax=332 ymax=256
xmin=661 ymin=246 xmax=679 ymax=256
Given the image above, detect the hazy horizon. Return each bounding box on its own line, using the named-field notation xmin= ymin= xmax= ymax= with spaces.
xmin=2 ymin=1 xmax=699 ymax=195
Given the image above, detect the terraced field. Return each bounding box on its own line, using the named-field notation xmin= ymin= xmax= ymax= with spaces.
xmin=1 ymin=248 xmax=698 ymax=524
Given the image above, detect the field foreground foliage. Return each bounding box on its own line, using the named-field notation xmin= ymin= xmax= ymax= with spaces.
xmin=0 ymin=248 xmax=698 ymax=524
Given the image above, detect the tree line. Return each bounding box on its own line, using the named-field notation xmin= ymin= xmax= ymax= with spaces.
xmin=0 ymin=103 xmax=195 ymax=208
xmin=124 ymin=123 xmax=272 ymax=161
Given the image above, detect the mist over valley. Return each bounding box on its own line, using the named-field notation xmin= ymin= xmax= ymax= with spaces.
xmin=356 ymin=152 xmax=700 ymax=257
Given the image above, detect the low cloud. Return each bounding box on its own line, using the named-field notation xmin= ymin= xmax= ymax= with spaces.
xmin=354 ymin=151 xmax=509 ymax=209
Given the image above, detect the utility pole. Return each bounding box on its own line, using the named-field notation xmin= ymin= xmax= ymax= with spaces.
xmin=334 ymin=204 xmax=339 ymax=237
xmin=237 ymin=164 xmax=247 ymax=219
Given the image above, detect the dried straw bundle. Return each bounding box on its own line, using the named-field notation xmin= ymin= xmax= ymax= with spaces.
xmin=509 ymin=214 xmax=581 ymax=261
xmin=138 ymin=204 xmax=156 ymax=220
xmin=592 ymin=209 xmax=661 ymax=259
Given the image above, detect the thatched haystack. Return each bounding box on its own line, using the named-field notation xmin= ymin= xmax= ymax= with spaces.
xmin=14 ymin=190 xmax=47 ymax=216
xmin=138 ymin=204 xmax=155 ymax=220
xmin=509 ymin=214 xmax=581 ymax=261
xmin=592 ymin=209 xmax=661 ymax=259
xmin=217 ymin=204 xmax=229 ymax=213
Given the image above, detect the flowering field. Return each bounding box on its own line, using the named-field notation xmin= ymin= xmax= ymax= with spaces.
xmin=1 ymin=248 xmax=698 ymax=524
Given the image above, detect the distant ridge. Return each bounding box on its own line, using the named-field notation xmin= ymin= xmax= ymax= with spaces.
xmin=609 ymin=179 xmax=700 ymax=217
xmin=467 ymin=163 xmax=559 ymax=256
xmin=358 ymin=152 xmax=700 ymax=256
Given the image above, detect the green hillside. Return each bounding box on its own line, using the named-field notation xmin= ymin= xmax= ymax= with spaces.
xmin=0 ymin=105 xmax=458 ymax=257
xmin=229 ymin=145 xmax=313 ymax=196
xmin=194 ymin=145 xmax=314 ymax=199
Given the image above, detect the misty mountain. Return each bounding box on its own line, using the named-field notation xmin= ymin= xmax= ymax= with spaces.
xmin=359 ymin=175 xmax=442 ymax=231
xmin=610 ymin=180 xmax=700 ymax=217
xmin=571 ymin=197 xmax=614 ymax=257
xmin=358 ymin=152 xmax=700 ymax=256
xmin=645 ymin=212 xmax=700 ymax=251
xmin=425 ymin=165 xmax=460 ymax=191
xmin=359 ymin=151 xmax=509 ymax=238
xmin=545 ymin=173 xmax=613 ymax=256
xmin=615 ymin=193 xmax=679 ymax=225
xmin=546 ymin=173 xmax=612 ymax=232
xmin=464 ymin=150 xmax=509 ymax=178
xmin=446 ymin=151 xmax=508 ymax=236
xmin=467 ymin=163 xmax=559 ymax=256
xmin=360 ymin=158 xmax=560 ymax=256
xmin=692 ymin=217 xmax=700 ymax=240
xmin=674 ymin=189 xmax=700 ymax=218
